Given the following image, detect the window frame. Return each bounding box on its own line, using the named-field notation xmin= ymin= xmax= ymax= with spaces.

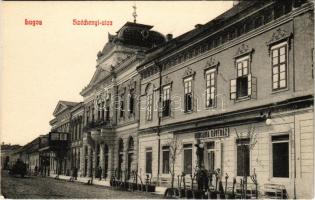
xmin=119 ymin=94 xmax=125 ymax=119
xmin=162 ymin=146 xmax=170 ymax=174
xmin=162 ymin=85 xmax=171 ymax=118
xmin=271 ymin=42 xmax=288 ymax=91
xmin=145 ymin=147 xmax=153 ymax=174
xmin=205 ymin=68 xmax=217 ymax=108
xmin=146 ymin=93 xmax=153 ymax=121
xmin=183 ymin=77 xmax=193 ymax=113
xmin=271 ymin=133 xmax=290 ymax=179
xmin=236 ymin=138 xmax=250 ymax=177
xmin=129 ymin=88 xmax=135 ymax=116
xmin=182 ymin=143 xmax=193 ymax=175
xmin=236 ymin=56 xmax=250 ymax=99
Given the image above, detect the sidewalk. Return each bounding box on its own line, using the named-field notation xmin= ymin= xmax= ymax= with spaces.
xmin=48 ymin=173 xmax=167 ymax=196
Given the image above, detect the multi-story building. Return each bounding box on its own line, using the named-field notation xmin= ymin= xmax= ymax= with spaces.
xmin=136 ymin=0 xmax=313 ymax=198
xmin=49 ymin=100 xmax=79 ymax=175
xmin=11 ymin=0 xmax=313 ymax=198
xmin=79 ymin=22 xmax=166 ymax=180
xmin=69 ymin=102 xmax=84 ymax=176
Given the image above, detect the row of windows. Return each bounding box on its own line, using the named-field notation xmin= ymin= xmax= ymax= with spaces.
xmin=119 ymin=89 xmax=135 ymax=119
xmin=146 ymin=42 xmax=288 ymax=120
xmin=142 ymin=1 xmax=294 ymax=79
xmin=145 ymin=134 xmax=289 ymax=178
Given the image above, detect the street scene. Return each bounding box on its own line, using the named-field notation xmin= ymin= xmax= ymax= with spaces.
xmin=1 ymin=0 xmax=314 ymax=199
xmin=1 ymin=171 xmax=161 ymax=199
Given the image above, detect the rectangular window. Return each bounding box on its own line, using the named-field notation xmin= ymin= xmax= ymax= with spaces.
xmin=146 ymin=94 xmax=153 ymax=121
xmin=105 ymin=99 xmax=110 ymax=121
xmin=184 ymin=78 xmax=193 ymax=112
xmin=92 ymin=107 xmax=95 ymax=122
xmin=183 ymin=144 xmax=193 ymax=174
xmin=97 ymin=103 xmax=101 ymax=120
xmin=271 ymin=44 xmax=287 ymax=90
xmin=206 ymin=69 xmax=216 ymax=107
xmin=145 ymin=148 xmax=152 ymax=174
xmin=236 ymin=59 xmax=249 ymax=98
xmin=162 ymin=146 xmax=170 ymax=174
xmin=120 ymin=94 xmax=124 ymax=119
xmin=231 ymin=57 xmax=253 ymax=100
xmin=207 ymin=142 xmax=215 ymax=172
xmin=129 ymin=89 xmax=135 ymax=115
xmin=162 ymin=86 xmax=171 ymax=117
xmin=236 ymin=138 xmax=250 ymax=176
xmin=272 ymin=135 xmax=289 ymax=178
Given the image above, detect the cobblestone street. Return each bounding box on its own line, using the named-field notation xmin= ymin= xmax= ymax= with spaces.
xmin=1 ymin=171 xmax=162 ymax=199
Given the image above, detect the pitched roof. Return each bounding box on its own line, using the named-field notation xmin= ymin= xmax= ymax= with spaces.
xmin=139 ymin=1 xmax=258 ymax=68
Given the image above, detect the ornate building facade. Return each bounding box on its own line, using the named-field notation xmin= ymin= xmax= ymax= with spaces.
xmin=13 ymin=0 xmax=314 ymax=198
xmin=136 ymin=0 xmax=313 ymax=198
xmin=79 ymin=22 xmax=166 ymax=179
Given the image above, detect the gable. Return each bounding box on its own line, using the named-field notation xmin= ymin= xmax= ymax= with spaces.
xmin=52 ymin=101 xmax=69 ymax=117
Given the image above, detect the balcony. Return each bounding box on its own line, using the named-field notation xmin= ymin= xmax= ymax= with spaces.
xmin=83 ymin=119 xmax=111 ymax=132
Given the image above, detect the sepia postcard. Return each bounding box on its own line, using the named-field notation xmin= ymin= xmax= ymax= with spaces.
xmin=0 ymin=0 xmax=314 ymax=199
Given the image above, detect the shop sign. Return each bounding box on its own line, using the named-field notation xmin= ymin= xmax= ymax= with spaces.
xmin=195 ymin=127 xmax=229 ymax=139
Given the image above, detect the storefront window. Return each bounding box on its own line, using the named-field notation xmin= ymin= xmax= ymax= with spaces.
xmin=145 ymin=148 xmax=152 ymax=174
xmin=162 ymin=146 xmax=170 ymax=174
xmin=236 ymin=138 xmax=250 ymax=177
xmin=206 ymin=142 xmax=215 ymax=172
xmin=183 ymin=144 xmax=192 ymax=174
xmin=272 ymin=134 xmax=289 ymax=178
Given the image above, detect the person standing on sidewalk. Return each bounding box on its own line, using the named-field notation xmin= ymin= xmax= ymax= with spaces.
xmin=74 ymin=167 xmax=78 ymax=180
xmin=98 ymin=166 xmax=102 ymax=181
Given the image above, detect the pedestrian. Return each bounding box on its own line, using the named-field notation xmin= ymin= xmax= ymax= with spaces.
xmin=98 ymin=166 xmax=102 ymax=181
xmin=34 ymin=165 xmax=38 ymax=176
xmin=74 ymin=167 xmax=78 ymax=180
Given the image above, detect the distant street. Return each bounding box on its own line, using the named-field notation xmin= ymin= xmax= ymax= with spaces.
xmin=1 ymin=171 xmax=162 ymax=199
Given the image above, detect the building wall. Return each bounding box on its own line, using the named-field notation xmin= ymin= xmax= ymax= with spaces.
xmin=139 ymin=2 xmax=314 ymax=131
xmin=138 ymin=107 xmax=313 ymax=198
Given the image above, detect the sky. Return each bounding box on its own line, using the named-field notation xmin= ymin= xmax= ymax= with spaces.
xmin=0 ymin=1 xmax=233 ymax=146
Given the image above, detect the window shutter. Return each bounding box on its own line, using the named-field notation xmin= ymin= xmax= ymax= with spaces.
xmin=248 ymin=74 xmax=252 ymax=96
xmin=230 ymin=79 xmax=237 ymax=100
xmin=193 ymin=95 xmax=198 ymax=112
xmin=251 ymin=76 xmax=257 ymax=99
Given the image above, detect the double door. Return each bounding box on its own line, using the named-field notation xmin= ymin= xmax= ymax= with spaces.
xmin=204 ymin=141 xmax=222 ymax=173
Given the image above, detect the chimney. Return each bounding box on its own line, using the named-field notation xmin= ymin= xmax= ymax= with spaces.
xmin=195 ymin=24 xmax=203 ymax=29
xmin=166 ymin=34 xmax=173 ymax=41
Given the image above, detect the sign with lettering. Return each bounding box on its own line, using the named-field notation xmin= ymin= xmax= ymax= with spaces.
xmin=195 ymin=128 xmax=229 ymax=139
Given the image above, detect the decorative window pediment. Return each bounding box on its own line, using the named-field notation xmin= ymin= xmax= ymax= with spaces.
xmin=162 ymin=76 xmax=173 ymax=87
xmin=204 ymin=56 xmax=220 ymax=73
xmin=182 ymin=67 xmax=196 ymax=79
xmin=234 ymin=43 xmax=255 ymax=60
xmin=266 ymin=28 xmax=293 ymax=55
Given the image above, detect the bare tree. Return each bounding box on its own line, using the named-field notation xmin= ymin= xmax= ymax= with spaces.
xmin=235 ymin=124 xmax=257 ymax=198
xmin=164 ymin=135 xmax=182 ymax=189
